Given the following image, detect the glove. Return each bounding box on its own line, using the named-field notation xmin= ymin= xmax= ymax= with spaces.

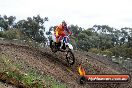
xmin=68 ymin=31 xmax=72 ymax=35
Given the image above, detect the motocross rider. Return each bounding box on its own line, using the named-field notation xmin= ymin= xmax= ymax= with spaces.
xmin=54 ymin=21 xmax=72 ymax=49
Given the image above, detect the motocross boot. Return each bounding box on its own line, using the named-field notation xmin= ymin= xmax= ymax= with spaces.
xmin=55 ymin=42 xmax=61 ymax=50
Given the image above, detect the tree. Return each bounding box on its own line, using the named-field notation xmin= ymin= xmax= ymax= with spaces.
xmin=0 ymin=15 xmax=16 ymax=31
xmin=15 ymin=15 xmax=48 ymax=43
xmin=69 ymin=25 xmax=82 ymax=37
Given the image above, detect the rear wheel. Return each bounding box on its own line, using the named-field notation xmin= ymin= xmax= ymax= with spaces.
xmin=50 ymin=40 xmax=57 ymax=53
xmin=66 ymin=50 xmax=75 ymax=66
xmin=50 ymin=40 xmax=53 ymax=48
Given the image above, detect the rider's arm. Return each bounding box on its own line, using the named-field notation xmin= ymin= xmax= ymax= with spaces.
xmin=55 ymin=27 xmax=59 ymax=36
xmin=65 ymin=26 xmax=72 ymax=35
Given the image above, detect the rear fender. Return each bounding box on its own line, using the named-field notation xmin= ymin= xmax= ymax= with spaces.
xmin=50 ymin=31 xmax=56 ymax=42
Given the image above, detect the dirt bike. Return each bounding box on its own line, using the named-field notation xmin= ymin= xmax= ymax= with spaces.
xmin=49 ymin=31 xmax=75 ymax=66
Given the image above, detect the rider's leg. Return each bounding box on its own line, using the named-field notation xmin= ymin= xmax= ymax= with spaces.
xmin=60 ymin=33 xmax=66 ymax=49
xmin=56 ymin=36 xmax=59 ymax=43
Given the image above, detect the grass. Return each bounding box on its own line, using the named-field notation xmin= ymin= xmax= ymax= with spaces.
xmin=0 ymin=52 xmax=68 ymax=88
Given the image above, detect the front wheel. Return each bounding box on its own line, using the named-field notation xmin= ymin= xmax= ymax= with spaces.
xmin=66 ymin=50 xmax=75 ymax=66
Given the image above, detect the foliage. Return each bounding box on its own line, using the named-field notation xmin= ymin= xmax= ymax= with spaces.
xmin=0 ymin=31 xmax=4 ymax=37
xmin=14 ymin=15 xmax=48 ymax=43
xmin=0 ymin=14 xmax=48 ymax=43
xmin=67 ymin=24 xmax=132 ymax=59
xmin=109 ymin=45 xmax=132 ymax=58
xmin=100 ymin=50 xmax=113 ymax=57
xmin=89 ymin=48 xmax=101 ymax=54
xmin=0 ymin=15 xmax=16 ymax=31
xmin=0 ymin=29 xmax=22 ymax=39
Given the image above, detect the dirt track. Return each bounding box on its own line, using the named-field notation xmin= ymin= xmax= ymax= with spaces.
xmin=0 ymin=42 xmax=132 ymax=88
xmin=0 ymin=82 xmax=16 ymax=88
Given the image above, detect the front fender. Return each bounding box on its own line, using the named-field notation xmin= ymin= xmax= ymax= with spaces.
xmin=67 ymin=43 xmax=73 ymax=50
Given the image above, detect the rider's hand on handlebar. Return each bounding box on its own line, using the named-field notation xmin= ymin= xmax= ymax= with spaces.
xmin=68 ymin=32 xmax=72 ymax=36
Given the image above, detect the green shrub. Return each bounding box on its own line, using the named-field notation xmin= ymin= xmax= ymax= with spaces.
xmin=0 ymin=29 xmax=23 ymax=39
xmin=100 ymin=50 xmax=113 ymax=57
xmin=0 ymin=31 xmax=4 ymax=37
xmin=109 ymin=46 xmax=132 ymax=58
xmin=124 ymin=48 xmax=132 ymax=58
xmin=89 ymin=48 xmax=101 ymax=54
xmin=109 ymin=47 xmax=120 ymax=57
